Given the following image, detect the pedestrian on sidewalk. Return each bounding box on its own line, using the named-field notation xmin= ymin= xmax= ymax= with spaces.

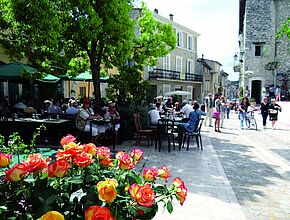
xmin=260 ymin=96 xmax=269 ymax=129
xmin=214 ymin=93 xmax=222 ymax=132
xmin=220 ymin=96 xmax=227 ymax=128
xmin=268 ymin=99 xmax=282 ymax=129
xmin=238 ymin=97 xmax=251 ymax=129
xmin=204 ymin=93 xmax=214 ymax=127
xmin=275 ymin=85 xmax=281 ymax=101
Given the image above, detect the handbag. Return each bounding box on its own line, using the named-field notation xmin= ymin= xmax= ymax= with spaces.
xmin=212 ymin=108 xmax=220 ymax=119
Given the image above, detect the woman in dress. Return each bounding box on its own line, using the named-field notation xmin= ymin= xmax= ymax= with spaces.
xmin=268 ymin=99 xmax=282 ymax=129
xmin=260 ymin=97 xmax=269 ymax=129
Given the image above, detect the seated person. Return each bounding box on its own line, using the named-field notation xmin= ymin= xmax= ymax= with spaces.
xmin=48 ymin=99 xmax=62 ymax=114
xmin=148 ymin=104 xmax=161 ymax=126
xmin=178 ymin=103 xmax=206 ymax=147
xmin=180 ymin=100 xmax=193 ymax=121
xmin=66 ymin=100 xmax=79 ymax=115
xmin=77 ymin=99 xmax=108 ymax=143
xmin=107 ymin=102 xmax=121 ymax=131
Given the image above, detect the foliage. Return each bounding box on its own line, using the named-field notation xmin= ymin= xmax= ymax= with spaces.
xmin=0 ymin=135 xmax=188 ymax=219
xmin=1 ymin=125 xmax=46 ymax=155
xmin=107 ymin=2 xmax=176 ymax=105
xmin=0 ymin=0 xmax=135 ymax=104
xmin=275 ymin=17 xmax=290 ymax=40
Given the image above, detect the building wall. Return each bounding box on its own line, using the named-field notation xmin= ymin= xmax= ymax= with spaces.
xmin=241 ymin=0 xmax=290 ymax=101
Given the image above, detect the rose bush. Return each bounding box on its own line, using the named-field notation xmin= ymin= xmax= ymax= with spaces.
xmin=0 ymin=134 xmax=187 ymax=219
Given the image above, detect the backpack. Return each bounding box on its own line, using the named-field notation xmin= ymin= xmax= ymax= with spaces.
xmin=75 ymin=112 xmax=86 ymax=131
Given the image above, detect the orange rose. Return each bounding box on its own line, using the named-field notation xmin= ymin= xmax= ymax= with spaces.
xmin=157 ymin=165 xmax=171 ymax=182
xmin=172 ymin=177 xmax=187 ymax=205
xmin=96 ymin=146 xmax=111 ymax=160
xmin=74 ymin=152 xmax=94 ymax=167
xmin=96 ymin=178 xmax=118 ymax=203
xmin=60 ymin=134 xmax=76 ymax=146
xmin=117 ymin=152 xmax=134 ymax=170
xmin=143 ymin=167 xmax=158 ymax=182
xmin=4 ymin=162 xmax=28 ymax=182
xmin=85 ymin=205 xmax=115 ymax=220
xmin=129 ymin=183 xmax=155 ymax=207
xmin=172 ymin=177 xmax=185 ymax=189
xmin=48 ymin=159 xmax=70 ymax=178
xmin=40 ymin=211 xmax=64 ymax=220
xmin=83 ymin=143 xmax=97 ymax=156
xmin=99 ymin=157 xmax=113 ymax=167
xmin=56 ymin=142 xmax=83 ymax=160
xmin=131 ymin=148 xmax=143 ymax=164
xmin=176 ymin=187 xmax=187 ymax=205
xmin=0 ymin=153 xmax=12 ymax=168
xmin=25 ymin=153 xmax=51 ymax=173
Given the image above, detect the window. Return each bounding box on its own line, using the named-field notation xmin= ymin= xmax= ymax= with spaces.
xmin=255 ymin=45 xmax=262 ymax=56
xmin=176 ymin=57 xmax=182 ymax=73
xmin=187 ymin=59 xmax=193 ymax=73
xmin=79 ymin=87 xmax=86 ymax=97
xmin=187 ymin=36 xmax=193 ymax=50
xmin=163 ymin=84 xmax=171 ymax=95
xmin=177 ymin=32 xmax=183 ymax=47
xmin=163 ymin=55 xmax=170 ymax=70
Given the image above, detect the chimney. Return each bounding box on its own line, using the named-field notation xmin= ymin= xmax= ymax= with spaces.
xmin=154 ymin=8 xmax=158 ymax=14
xmin=169 ymin=14 xmax=174 ymax=21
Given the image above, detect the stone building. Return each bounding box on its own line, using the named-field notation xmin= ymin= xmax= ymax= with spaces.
xmin=237 ymin=0 xmax=290 ymax=103
xmin=139 ymin=9 xmax=203 ymax=102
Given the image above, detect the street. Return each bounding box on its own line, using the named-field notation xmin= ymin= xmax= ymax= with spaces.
xmin=115 ymin=102 xmax=290 ymax=219
xmin=210 ymin=101 xmax=290 ymax=219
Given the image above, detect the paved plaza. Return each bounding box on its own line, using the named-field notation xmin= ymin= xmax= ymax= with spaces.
xmin=115 ymin=102 xmax=290 ymax=220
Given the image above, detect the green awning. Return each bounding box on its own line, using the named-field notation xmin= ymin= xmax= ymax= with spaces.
xmin=0 ymin=62 xmax=37 ymax=80
xmin=37 ymin=73 xmax=60 ymax=83
xmin=60 ymin=70 xmax=109 ymax=82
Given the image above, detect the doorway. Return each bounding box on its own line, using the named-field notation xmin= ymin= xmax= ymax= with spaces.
xmin=251 ymin=80 xmax=262 ymax=103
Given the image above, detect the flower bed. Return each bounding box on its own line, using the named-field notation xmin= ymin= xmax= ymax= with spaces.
xmin=0 ymin=134 xmax=187 ymax=219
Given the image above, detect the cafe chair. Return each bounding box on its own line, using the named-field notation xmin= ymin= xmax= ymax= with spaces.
xmin=133 ymin=114 xmax=152 ymax=147
xmin=157 ymin=118 xmax=176 ymax=152
xmin=182 ymin=118 xmax=204 ymax=150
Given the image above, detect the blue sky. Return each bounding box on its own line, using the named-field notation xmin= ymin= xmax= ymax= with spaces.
xmin=135 ymin=0 xmax=240 ymax=81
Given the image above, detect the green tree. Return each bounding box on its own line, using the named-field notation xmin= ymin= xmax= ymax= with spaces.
xmin=0 ymin=0 xmax=135 ymax=106
xmin=275 ymin=17 xmax=290 ymax=40
xmin=107 ymin=2 xmax=176 ymax=104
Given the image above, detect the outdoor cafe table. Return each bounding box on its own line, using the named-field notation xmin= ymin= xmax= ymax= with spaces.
xmin=0 ymin=118 xmax=70 ymax=145
xmin=90 ymin=118 xmax=117 ymax=150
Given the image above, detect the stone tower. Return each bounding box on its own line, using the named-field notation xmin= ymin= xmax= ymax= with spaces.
xmin=238 ymin=0 xmax=289 ymax=103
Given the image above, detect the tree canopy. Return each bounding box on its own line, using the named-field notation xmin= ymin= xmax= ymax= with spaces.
xmin=107 ymin=2 xmax=176 ymax=104
xmin=0 ymin=0 xmax=135 ymax=104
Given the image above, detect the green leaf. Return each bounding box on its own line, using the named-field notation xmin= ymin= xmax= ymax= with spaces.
xmin=166 ymin=201 xmax=173 ymax=214
xmin=66 ymin=176 xmax=83 ymax=184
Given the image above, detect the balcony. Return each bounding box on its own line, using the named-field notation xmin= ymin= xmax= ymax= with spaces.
xmin=149 ymin=68 xmax=203 ymax=82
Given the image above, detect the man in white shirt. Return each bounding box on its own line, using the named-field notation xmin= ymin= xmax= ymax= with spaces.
xmin=180 ymin=100 xmax=193 ymax=119
xmin=148 ymin=104 xmax=161 ymax=125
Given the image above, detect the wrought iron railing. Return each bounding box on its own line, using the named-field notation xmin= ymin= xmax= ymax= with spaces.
xmin=148 ymin=68 xmax=203 ymax=82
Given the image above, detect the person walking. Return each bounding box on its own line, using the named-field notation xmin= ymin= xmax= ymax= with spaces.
xmin=220 ymin=96 xmax=227 ymax=128
xmin=275 ymin=86 xmax=281 ymax=101
xmin=214 ymin=93 xmax=222 ymax=132
xmin=204 ymin=93 xmax=214 ymax=127
xmin=238 ymin=97 xmax=251 ymax=129
xmin=268 ymin=99 xmax=282 ymax=129
xmin=260 ymin=97 xmax=269 ymax=129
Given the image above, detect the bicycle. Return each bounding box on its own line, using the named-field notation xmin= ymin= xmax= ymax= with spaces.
xmin=245 ymin=110 xmax=257 ymax=130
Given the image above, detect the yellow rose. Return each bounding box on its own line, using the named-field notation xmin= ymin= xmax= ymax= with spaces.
xmin=96 ymin=178 xmax=118 ymax=203
xmin=40 ymin=211 xmax=64 ymax=220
